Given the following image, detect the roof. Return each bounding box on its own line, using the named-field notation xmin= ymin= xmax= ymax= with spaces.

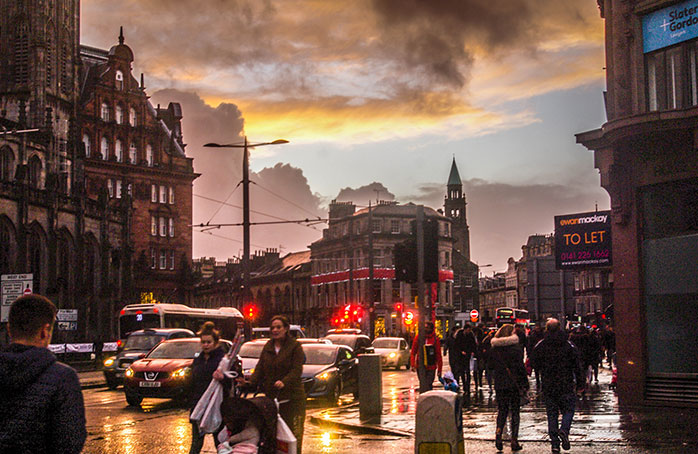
xmin=352 ymin=202 xmax=445 ymax=219
xmin=254 ymin=250 xmax=311 ymax=277
xmin=447 ymin=157 xmax=462 ymax=186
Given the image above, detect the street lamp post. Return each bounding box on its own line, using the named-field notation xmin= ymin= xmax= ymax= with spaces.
xmin=204 ymin=137 xmax=288 ymax=308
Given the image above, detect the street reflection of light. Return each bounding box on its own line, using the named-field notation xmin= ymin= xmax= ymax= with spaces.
xmin=321 ymin=432 xmax=331 ymax=446
xmin=175 ymin=417 xmax=189 ymax=450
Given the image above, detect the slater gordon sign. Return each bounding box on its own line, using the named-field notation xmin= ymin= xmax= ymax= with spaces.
xmin=554 ymin=211 xmax=612 ymax=270
xmin=643 ymin=0 xmax=698 ymax=53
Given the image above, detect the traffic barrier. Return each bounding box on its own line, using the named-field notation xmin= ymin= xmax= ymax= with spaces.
xmin=358 ymin=353 xmax=382 ymax=420
xmin=415 ymin=390 xmax=463 ymax=454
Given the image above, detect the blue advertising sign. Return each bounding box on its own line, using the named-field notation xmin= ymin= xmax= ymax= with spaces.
xmin=643 ymin=0 xmax=698 ymax=53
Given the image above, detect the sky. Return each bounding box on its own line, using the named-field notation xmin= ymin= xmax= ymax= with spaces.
xmin=81 ymin=0 xmax=610 ymax=273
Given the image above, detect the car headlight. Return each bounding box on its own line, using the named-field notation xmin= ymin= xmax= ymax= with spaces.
xmin=172 ymin=367 xmax=191 ymax=379
xmin=388 ymin=352 xmax=397 ymax=358
xmin=125 ymin=368 xmax=134 ymax=378
xmin=315 ymin=371 xmax=332 ymax=381
xmin=104 ymin=356 xmax=116 ymax=367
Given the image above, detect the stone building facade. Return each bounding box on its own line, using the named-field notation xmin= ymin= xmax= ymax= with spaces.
xmin=576 ymin=0 xmax=698 ymax=406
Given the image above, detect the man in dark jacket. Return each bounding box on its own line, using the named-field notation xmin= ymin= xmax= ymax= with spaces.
xmin=0 ymin=294 xmax=86 ymax=454
xmin=531 ymin=318 xmax=584 ymax=454
xmin=456 ymin=325 xmax=477 ymax=393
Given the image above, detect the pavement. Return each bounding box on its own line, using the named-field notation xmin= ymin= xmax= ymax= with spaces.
xmin=79 ymin=366 xmax=698 ymax=453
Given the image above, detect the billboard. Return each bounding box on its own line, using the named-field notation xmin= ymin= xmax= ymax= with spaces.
xmin=554 ymin=211 xmax=612 ymax=270
xmin=642 ymin=0 xmax=698 ymax=53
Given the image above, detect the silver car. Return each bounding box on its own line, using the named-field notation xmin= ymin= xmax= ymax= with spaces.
xmin=372 ymin=337 xmax=410 ymax=369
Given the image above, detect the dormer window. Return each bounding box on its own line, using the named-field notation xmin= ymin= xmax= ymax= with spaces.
xmin=115 ymin=70 xmax=124 ymax=90
xmin=129 ymin=107 xmax=137 ymax=127
xmin=101 ymin=102 xmax=110 ymax=122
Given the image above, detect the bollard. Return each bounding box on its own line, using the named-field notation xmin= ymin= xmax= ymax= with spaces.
xmin=358 ymin=353 xmax=382 ymax=421
xmin=415 ymin=390 xmax=463 ymax=454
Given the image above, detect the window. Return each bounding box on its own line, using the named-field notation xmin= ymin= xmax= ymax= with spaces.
xmin=444 ymin=251 xmax=450 ymax=267
xmin=14 ymin=24 xmax=29 ymax=84
xmin=115 ymin=70 xmax=124 ymax=90
xmin=151 ymin=216 xmax=157 ymax=236
xmin=159 ymin=250 xmax=167 ymax=269
xmin=129 ymin=143 xmax=137 ymax=164
xmin=373 ymin=249 xmax=383 ymax=267
xmin=160 ymin=217 xmax=166 ymax=237
xmin=115 ymin=180 xmax=122 ymax=199
xmin=28 ymin=156 xmax=42 ymax=189
xmin=101 ymin=102 xmax=110 ymax=121
xmin=372 ymin=220 xmax=382 ymax=233
xmin=151 ymin=184 xmax=158 ymax=203
xmin=646 ymin=41 xmax=698 ymax=111
xmin=168 ymin=187 xmax=175 ymax=204
xmin=100 ymin=137 xmax=108 ymax=159
xmin=169 ymin=250 xmax=175 ymax=270
xmin=129 ymin=108 xmax=137 ymax=126
xmin=127 ymin=183 xmax=132 ymax=197
xmin=168 ymin=218 xmax=174 ymax=237
xmin=445 ymin=223 xmax=450 ymax=237
xmin=115 ymin=139 xmax=123 ymax=162
xmin=108 ymin=179 xmax=114 ymax=198
xmin=146 ymin=144 xmax=153 ymax=166
xmin=116 ymin=105 xmax=124 ymax=124
xmin=151 ymin=248 xmax=157 ymax=269
xmin=82 ymin=134 xmax=91 ymax=157
xmin=1 ymin=147 xmax=14 ymax=181
xmin=160 ymin=185 xmax=166 ymax=203
xmin=391 ymin=220 xmax=400 ymax=234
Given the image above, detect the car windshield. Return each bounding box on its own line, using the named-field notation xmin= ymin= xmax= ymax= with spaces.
xmin=324 ymin=335 xmax=355 ymax=347
xmin=147 ymin=341 xmax=200 ymax=359
xmin=372 ymin=339 xmax=399 ymax=349
xmin=302 ymin=347 xmax=337 ymax=365
xmin=239 ymin=342 xmax=265 ymax=358
xmin=123 ymin=334 xmax=165 ymax=351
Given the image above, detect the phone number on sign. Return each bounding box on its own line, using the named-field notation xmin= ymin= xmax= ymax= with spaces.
xmin=560 ymin=250 xmax=610 ymax=261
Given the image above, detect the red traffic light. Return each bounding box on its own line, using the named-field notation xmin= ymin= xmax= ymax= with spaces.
xmin=243 ymin=304 xmax=258 ymax=320
xmin=394 ymin=303 xmax=403 ymax=312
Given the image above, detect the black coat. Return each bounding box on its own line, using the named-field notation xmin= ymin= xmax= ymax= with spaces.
xmin=531 ymin=331 xmax=584 ymax=396
xmin=0 ymin=343 xmax=86 ymax=454
xmin=457 ymin=329 xmax=477 ymax=358
xmin=250 ymin=336 xmax=305 ymax=403
xmin=190 ymin=345 xmax=226 ymax=409
xmin=488 ymin=334 xmax=528 ymax=392
xmin=443 ymin=329 xmax=464 ymax=368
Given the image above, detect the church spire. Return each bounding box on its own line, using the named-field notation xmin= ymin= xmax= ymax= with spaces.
xmin=447 ymin=156 xmax=462 ymax=187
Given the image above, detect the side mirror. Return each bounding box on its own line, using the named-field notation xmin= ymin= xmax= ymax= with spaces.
xmin=138 ymin=353 xmax=146 ymax=359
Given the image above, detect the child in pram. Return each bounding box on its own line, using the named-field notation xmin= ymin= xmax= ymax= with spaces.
xmin=217 ymin=396 xmax=278 ymax=454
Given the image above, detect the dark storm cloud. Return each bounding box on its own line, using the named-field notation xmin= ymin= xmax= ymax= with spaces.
xmin=407 ymin=178 xmax=610 ymax=267
xmin=335 ymin=182 xmax=396 ymax=206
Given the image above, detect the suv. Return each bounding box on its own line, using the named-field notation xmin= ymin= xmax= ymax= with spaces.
xmin=252 ymin=325 xmax=305 ymax=339
xmin=322 ymin=333 xmax=374 ymax=355
xmin=103 ymin=328 xmax=195 ymax=389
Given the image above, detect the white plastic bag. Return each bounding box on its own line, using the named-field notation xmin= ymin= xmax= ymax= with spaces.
xmin=470 ymin=356 xmax=477 ymax=373
xmin=191 ymin=356 xmax=231 ymax=433
xmin=276 ymin=415 xmax=297 ymax=454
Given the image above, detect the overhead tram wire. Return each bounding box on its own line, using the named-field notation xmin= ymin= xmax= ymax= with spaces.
xmin=194 ymin=229 xmax=271 ymax=250
xmin=205 ymin=182 xmax=241 ymax=225
xmin=250 ymin=180 xmax=323 ymax=219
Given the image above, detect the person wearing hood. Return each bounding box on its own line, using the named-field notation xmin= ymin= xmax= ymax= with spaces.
xmin=531 ymin=318 xmax=584 ymax=454
xmin=0 ymin=294 xmax=86 ymax=454
xmin=410 ymin=321 xmax=443 ymax=393
xmin=488 ymin=324 xmax=527 ymax=452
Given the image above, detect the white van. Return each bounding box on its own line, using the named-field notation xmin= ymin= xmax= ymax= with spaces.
xmin=252 ymin=325 xmax=305 ymax=339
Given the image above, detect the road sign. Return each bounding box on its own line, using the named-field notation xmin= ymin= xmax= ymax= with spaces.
xmin=1 ymin=274 xmax=33 ymax=322
xmin=57 ymin=321 xmax=78 ymax=331
xmin=57 ymin=309 xmax=78 ymax=322
xmin=470 ymin=310 xmax=479 ymax=323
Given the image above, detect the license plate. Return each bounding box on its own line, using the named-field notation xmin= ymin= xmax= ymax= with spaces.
xmin=139 ymin=381 xmax=161 ymax=388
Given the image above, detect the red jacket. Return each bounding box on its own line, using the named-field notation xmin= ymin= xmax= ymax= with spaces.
xmin=411 ymin=333 xmax=443 ymax=374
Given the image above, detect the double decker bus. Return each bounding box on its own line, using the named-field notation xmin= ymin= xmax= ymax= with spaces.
xmin=118 ymin=303 xmax=246 ymax=345
xmin=495 ymin=307 xmax=530 ymax=328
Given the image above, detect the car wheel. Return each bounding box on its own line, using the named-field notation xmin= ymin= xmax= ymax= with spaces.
xmin=327 ymin=380 xmax=342 ymax=406
xmin=125 ymin=389 xmax=143 ymax=407
xmin=105 ymin=376 xmax=119 ymax=390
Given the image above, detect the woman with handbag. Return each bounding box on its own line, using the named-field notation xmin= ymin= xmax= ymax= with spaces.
xmin=489 ymin=324 xmax=529 ymax=452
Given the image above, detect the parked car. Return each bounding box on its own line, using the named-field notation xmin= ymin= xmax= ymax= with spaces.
xmin=325 ymin=328 xmax=362 ymax=335
xmin=252 ymin=325 xmax=305 ymax=339
xmin=123 ymin=338 xmax=232 ymax=406
xmin=239 ymin=339 xmax=267 ymax=380
xmin=300 ymin=343 xmax=358 ymax=405
xmin=322 ymin=333 xmax=374 ymax=355
xmin=296 ymin=338 xmax=332 ymax=345
xmin=372 ymin=337 xmax=410 ymax=369
xmin=102 ymin=328 xmax=195 ymax=389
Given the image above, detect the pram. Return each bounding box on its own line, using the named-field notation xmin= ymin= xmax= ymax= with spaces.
xmin=217 ymin=395 xmax=278 ymax=454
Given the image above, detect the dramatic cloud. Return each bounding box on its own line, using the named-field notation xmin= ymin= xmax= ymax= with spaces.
xmin=335 ymin=182 xmax=396 ymax=207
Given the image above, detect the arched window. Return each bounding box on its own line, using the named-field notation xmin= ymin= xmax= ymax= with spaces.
xmin=129 ymin=107 xmax=137 ymax=127
xmin=46 ymin=27 xmax=55 ymax=87
xmin=115 ymin=139 xmax=123 ymax=162
xmin=129 ymin=143 xmax=137 ymax=164
xmin=101 ymin=102 xmax=110 ymax=121
xmin=82 ymin=134 xmax=91 ymax=157
xmin=1 ymin=147 xmax=15 ymax=181
xmin=28 ymin=155 xmax=42 ymax=189
xmin=115 ymin=105 xmax=124 ymax=124
xmin=14 ymin=23 xmax=29 ymax=84
xmin=115 ymin=70 xmax=124 ymax=90
xmin=146 ymin=144 xmax=153 ymax=166
xmin=100 ymin=137 xmax=108 ymax=159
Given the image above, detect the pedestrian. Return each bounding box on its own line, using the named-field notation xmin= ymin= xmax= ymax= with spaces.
xmin=242 ymin=315 xmax=306 ymax=454
xmin=473 ymin=325 xmax=485 ymax=390
xmin=443 ymin=325 xmax=465 ymax=389
xmin=531 ymin=318 xmax=585 ymax=454
xmin=410 ymin=321 xmax=443 ymax=393
xmin=480 ymin=328 xmax=495 ymax=393
xmin=602 ymin=326 xmax=616 ymax=367
xmin=189 ymin=321 xmax=227 ymax=454
xmin=0 ymin=294 xmax=86 ymax=454
xmin=527 ymin=323 xmax=545 ymax=387
xmin=489 ymin=324 xmax=527 ymax=452
xmin=456 ymin=325 xmax=477 ymax=393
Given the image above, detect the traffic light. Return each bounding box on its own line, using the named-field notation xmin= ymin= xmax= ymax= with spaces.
xmin=243 ymin=304 xmax=258 ymax=320
xmin=423 ymin=218 xmax=439 ymax=282
xmin=394 ymin=239 xmax=417 ymax=282
xmin=394 ymin=302 xmax=403 ymax=313
xmin=403 ymin=310 xmax=415 ymax=326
